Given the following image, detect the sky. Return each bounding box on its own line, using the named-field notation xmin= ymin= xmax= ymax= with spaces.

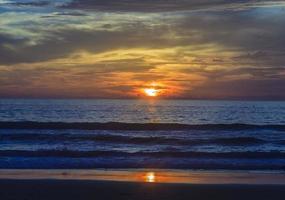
xmin=0 ymin=0 xmax=285 ymax=100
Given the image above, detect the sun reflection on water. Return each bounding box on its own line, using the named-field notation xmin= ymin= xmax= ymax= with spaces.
xmin=145 ymin=172 xmax=156 ymax=183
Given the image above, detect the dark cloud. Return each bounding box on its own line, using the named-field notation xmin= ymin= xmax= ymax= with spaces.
xmin=7 ymin=1 xmax=50 ymax=7
xmin=181 ymin=65 xmax=285 ymax=80
xmin=61 ymin=0 xmax=285 ymax=12
xmin=0 ymin=33 xmax=30 ymax=64
xmin=187 ymin=79 xmax=285 ymax=100
xmin=3 ymin=5 xmax=285 ymax=66
xmin=41 ymin=12 xmax=88 ymax=18
xmin=0 ymin=29 xmax=143 ymax=64
xmin=2 ymin=9 xmax=285 ymax=67
xmin=54 ymin=11 xmax=88 ymax=16
xmin=0 ymin=23 xmax=187 ymax=65
xmin=175 ymin=10 xmax=285 ymax=52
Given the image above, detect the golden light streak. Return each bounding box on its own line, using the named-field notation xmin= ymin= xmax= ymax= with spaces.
xmin=145 ymin=172 xmax=156 ymax=183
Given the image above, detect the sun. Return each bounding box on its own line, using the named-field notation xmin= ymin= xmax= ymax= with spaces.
xmin=144 ymin=88 xmax=159 ymax=97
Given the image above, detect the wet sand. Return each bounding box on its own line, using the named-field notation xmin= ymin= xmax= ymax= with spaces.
xmin=0 ymin=169 xmax=285 ymax=184
xmin=0 ymin=170 xmax=284 ymax=199
xmin=0 ymin=179 xmax=285 ymax=200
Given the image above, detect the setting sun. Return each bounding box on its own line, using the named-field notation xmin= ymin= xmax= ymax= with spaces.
xmin=144 ymin=88 xmax=159 ymax=97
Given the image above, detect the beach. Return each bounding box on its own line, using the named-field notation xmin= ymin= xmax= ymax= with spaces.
xmin=0 ymin=169 xmax=284 ymax=200
xmin=0 ymin=100 xmax=285 ymax=199
xmin=0 ymin=179 xmax=285 ymax=200
xmin=2 ymin=0 xmax=285 ymax=197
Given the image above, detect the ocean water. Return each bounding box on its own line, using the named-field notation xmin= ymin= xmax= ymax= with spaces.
xmin=0 ymin=99 xmax=285 ymax=170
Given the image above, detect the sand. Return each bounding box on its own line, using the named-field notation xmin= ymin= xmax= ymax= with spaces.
xmin=0 ymin=169 xmax=284 ymax=199
xmin=0 ymin=179 xmax=285 ymax=200
xmin=0 ymin=169 xmax=285 ymax=184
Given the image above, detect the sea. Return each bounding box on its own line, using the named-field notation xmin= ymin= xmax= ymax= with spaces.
xmin=0 ymin=99 xmax=284 ymax=170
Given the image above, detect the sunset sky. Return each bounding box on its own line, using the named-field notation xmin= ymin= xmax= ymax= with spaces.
xmin=1 ymin=0 xmax=285 ymax=100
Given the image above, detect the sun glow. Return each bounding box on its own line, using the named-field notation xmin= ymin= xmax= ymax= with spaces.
xmin=144 ymin=88 xmax=159 ymax=97
xmin=145 ymin=172 xmax=156 ymax=182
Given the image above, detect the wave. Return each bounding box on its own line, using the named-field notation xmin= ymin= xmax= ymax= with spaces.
xmin=279 ymin=140 xmax=285 ymax=145
xmin=0 ymin=150 xmax=284 ymax=159
xmin=1 ymin=121 xmax=285 ymax=131
xmin=210 ymin=137 xmax=266 ymax=145
xmin=0 ymin=133 xmax=267 ymax=146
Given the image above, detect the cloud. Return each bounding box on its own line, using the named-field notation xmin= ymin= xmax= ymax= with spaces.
xmin=7 ymin=1 xmax=50 ymax=7
xmin=61 ymin=0 xmax=285 ymax=12
xmin=1 ymin=0 xmax=285 ymax=99
xmin=2 ymin=3 xmax=285 ymax=66
xmin=1 ymin=0 xmax=68 ymax=8
xmin=187 ymin=78 xmax=285 ymax=100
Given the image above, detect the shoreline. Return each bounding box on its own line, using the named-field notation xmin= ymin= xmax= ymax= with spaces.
xmin=0 ymin=169 xmax=285 ymax=200
xmin=0 ymin=169 xmax=284 ymax=185
xmin=0 ymin=179 xmax=285 ymax=200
